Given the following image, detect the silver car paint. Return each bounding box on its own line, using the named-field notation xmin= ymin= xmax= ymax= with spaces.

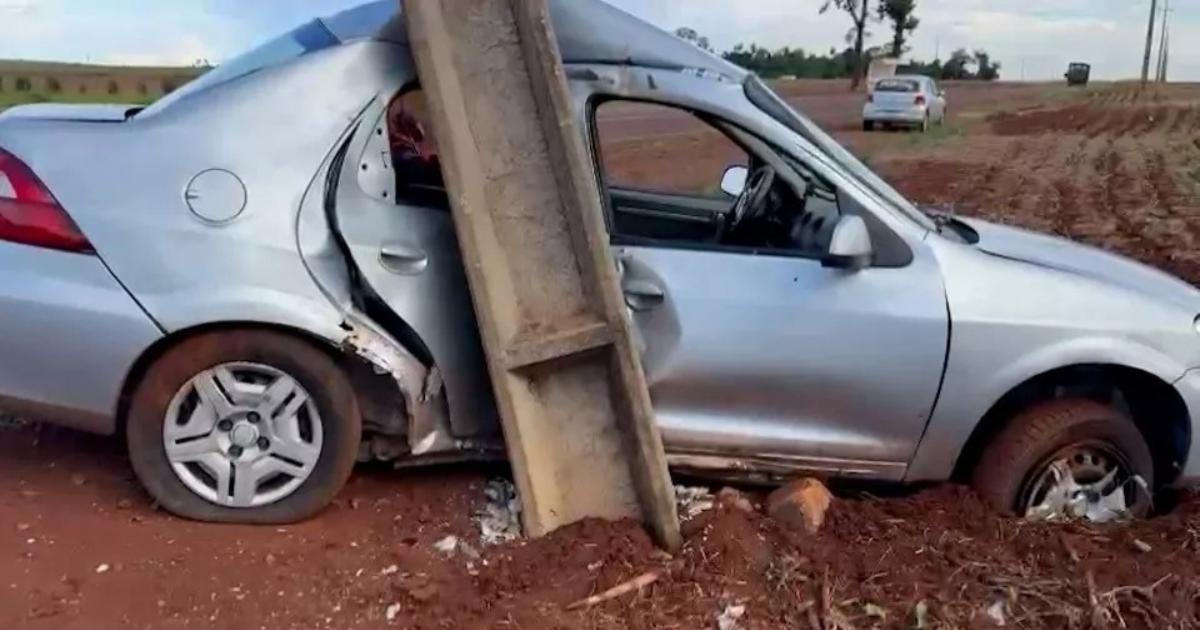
xmin=0 ymin=0 xmax=1198 ymax=490
xmin=574 ymin=65 xmax=948 ymax=477
xmin=0 ymin=242 xmax=162 ymax=428
xmin=908 ymin=221 xmax=1200 ymax=481
xmin=333 ymin=95 xmax=499 ymax=440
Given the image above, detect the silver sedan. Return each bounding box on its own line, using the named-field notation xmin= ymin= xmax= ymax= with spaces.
xmin=0 ymin=0 xmax=1194 ymax=526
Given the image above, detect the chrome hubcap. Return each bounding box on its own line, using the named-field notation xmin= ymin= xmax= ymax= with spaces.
xmin=162 ymin=362 xmax=323 ymax=508
xmin=1023 ymin=444 xmax=1135 ymax=523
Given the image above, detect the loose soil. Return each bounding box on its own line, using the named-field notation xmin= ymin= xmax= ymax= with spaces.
xmin=9 ymin=80 xmax=1200 ymax=629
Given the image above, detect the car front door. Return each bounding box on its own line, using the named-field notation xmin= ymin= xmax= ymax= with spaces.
xmin=581 ymin=72 xmax=949 ymax=479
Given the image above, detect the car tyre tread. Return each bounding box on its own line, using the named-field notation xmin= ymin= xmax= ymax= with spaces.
xmin=971 ymin=398 xmax=1154 ymax=517
xmin=125 ymin=330 xmax=362 ymax=524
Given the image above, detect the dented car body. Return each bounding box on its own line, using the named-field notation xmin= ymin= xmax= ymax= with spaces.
xmin=2 ymin=0 xmax=1200 ymax=523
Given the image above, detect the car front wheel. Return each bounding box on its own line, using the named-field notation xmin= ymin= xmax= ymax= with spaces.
xmin=972 ymin=399 xmax=1153 ymax=522
xmin=126 ymin=330 xmax=362 ymax=524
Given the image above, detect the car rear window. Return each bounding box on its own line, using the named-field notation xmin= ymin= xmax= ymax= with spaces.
xmin=140 ymin=20 xmax=340 ymax=115
xmin=874 ymin=79 xmax=920 ymax=93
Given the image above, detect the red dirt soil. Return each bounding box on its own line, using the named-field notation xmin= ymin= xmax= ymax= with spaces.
xmin=7 ymin=423 xmax=1200 ymax=630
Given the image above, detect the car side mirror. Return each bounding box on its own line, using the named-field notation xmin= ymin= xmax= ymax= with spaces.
xmin=822 ymin=215 xmax=873 ymax=271
xmin=720 ymin=165 xmax=748 ymax=197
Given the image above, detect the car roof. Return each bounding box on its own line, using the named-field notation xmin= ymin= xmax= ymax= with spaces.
xmin=331 ymin=0 xmax=747 ymax=81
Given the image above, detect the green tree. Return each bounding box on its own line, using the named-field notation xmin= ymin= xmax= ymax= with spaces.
xmin=974 ymin=49 xmax=1001 ymax=81
xmin=674 ymin=27 xmax=713 ymax=52
xmin=878 ymin=0 xmax=919 ymax=57
xmin=820 ymin=0 xmax=874 ymax=89
xmin=942 ymin=48 xmax=973 ymax=80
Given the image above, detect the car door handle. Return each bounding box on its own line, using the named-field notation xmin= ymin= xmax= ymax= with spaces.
xmin=623 ymin=279 xmax=665 ymax=311
xmin=380 ymin=242 xmax=429 ymax=275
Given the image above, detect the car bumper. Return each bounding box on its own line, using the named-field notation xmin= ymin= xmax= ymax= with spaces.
xmin=863 ymin=105 xmax=927 ymax=124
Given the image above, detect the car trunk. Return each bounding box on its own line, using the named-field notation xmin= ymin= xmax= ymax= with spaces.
xmin=872 ymin=80 xmax=921 ymax=111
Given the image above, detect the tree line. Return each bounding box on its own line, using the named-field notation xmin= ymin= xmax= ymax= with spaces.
xmin=675 ymin=0 xmax=1001 ymax=87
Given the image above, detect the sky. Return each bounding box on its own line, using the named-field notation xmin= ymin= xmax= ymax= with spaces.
xmin=0 ymin=0 xmax=1189 ymax=82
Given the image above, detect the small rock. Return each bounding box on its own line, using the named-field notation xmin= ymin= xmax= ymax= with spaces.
xmin=116 ymin=499 xmax=133 ymax=510
xmin=717 ymin=604 xmax=746 ymax=630
xmin=70 ymin=474 xmax=86 ymax=487
xmin=433 ymin=536 xmax=459 ymax=555
xmin=675 ymin=485 xmax=715 ymax=521
xmin=1132 ymin=538 xmax=1152 ymax=553
xmin=19 ymin=490 xmax=39 ymax=499
xmin=15 ymin=523 xmax=30 ymax=532
xmin=384 ymin=603 xmax=401 ymax=623
xmin=349 ymin=498 xmax=363 ymax=511
xmin=716 ymin=487 xmax=754 ymax=513
xmin=985 ymin=599 xmax=1006 ymax=626
xmin=95 ymin=564 xmax=110 ymax=574
xmin=381 ymin=564 xmax=399 ymax=576
xmin=766 ymin=478 xmax=832 ymax=534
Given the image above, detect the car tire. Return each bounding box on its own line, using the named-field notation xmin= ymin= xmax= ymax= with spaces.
xmin=863 ymin=120 xmax=875 ymax=132
xmin=972 ymin=399 xmax=1154 ymax=520
xmin=126 ymin=330 xmax=362 ymax=524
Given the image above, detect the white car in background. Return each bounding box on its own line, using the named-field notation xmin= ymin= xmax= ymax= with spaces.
xmin=863 ymin=75 xmax=947 ymax=132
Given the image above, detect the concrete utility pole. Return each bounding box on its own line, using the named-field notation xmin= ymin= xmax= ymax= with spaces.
xmin=1142 ymin=0 xmax=1159 ymax=83
xmin=404 ymin=0 xmax=681 ymax=549
xmin=1157 ymin=0 xmax=1172 ymax=82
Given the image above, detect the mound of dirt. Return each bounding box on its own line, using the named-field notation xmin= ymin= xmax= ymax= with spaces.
xmin=369 ymin=485 xmax=1200 ymax=629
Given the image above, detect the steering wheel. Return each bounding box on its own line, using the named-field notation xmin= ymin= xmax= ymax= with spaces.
xmin=722 ymin=166 xmax=776 ymax=241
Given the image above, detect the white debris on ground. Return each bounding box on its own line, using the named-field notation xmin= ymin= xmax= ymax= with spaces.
xmin=432 ymin=534 xmax=483 ymax=574
xmin=716 ymin=604 xmax=746 ymax=630
xmin=475 ymin=479 xmax=522 ymax=545
xmin=985 ymin=599 xmax=1007 ymax=627
xmin=674 ymin=485 xmax=716 ymax=521
xmin=384 ymin=603 xmax=401 ymax=623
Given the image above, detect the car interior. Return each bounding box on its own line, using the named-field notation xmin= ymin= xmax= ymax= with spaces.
xmin=591 ymin=100 xmax=842 ymax=258
xmin=384 ymin=91 xmax=844 ymax=259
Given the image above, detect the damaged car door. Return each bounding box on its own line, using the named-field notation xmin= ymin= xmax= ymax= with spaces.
xmin=326 ymin=89 xmax=498 ymax=451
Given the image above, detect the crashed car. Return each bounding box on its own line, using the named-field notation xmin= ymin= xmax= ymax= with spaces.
xmin=1 ymin=0 xmax=1198 ymax=525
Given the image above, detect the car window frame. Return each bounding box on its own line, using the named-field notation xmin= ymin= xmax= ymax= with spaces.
xmin=587 ymin=95 xmax=847 ymax=265
xmin=590 ymin=98 xmax=751 ymax=201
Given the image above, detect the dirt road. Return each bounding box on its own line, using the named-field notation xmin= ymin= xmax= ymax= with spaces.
xmin=8 ymin=80 xmax=1200 ymax=629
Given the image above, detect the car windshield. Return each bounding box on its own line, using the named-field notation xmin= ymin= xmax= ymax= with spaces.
xmin=140 ymin=19 xmax=340 ymax=115
xmin=875 ymin=79 xmax=920 ymax=93
xmin=743 ymin=75 xmax=937 ymax=231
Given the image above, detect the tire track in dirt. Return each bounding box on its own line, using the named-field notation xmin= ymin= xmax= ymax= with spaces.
xmin=946 ymin=138 xmax=1028 ymax=212
xmin=1168 ymin=107 xmax=1195 ymax=135
xmin=1084 ymin=139 xmax=1181 ymax=274
xmin=1047 ymin=139 xmax=1091 ymax=238
xmin=1143 ymin=145 xmax=1200 ymax=282
xmin=987 ymin=136 xmax=1062 ymax=233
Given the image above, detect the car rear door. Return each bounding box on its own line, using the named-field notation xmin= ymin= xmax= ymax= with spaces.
xmin=326 ymin=93 xmax=497 ymax=440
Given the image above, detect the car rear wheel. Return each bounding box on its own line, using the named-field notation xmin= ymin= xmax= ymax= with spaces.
xmin=972 ymin=399 xmax=1153 ymax=522
xmin=863 ymin=120 xmax=875 ymax=132
xmin=126 ymin=330 xmax=361 ymax=524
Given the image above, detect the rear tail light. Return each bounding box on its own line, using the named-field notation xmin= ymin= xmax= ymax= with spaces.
xmin=915 ymin=95 xmax=927 ymax=106
xmin=867 ymin=93 xmax=874 ymax=103
xmin=0 ymin=148 xmax=93 ymax=254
